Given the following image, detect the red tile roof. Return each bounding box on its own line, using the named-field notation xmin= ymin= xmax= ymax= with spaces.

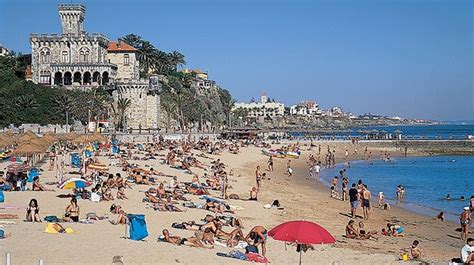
xmin=107 ymin=41 xmax=137 ymax=52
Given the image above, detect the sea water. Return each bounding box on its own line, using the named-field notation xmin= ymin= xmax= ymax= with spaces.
xmin=319 ymin=155 xmax=474 ymax=222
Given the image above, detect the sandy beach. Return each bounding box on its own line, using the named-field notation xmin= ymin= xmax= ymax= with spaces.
xmin=0 ymin=140 xmax=470 ymax=264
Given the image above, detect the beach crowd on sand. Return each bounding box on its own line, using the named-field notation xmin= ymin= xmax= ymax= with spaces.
xmin=304 ymin=142 xmax=474 ymax=264
xmin=0 ymin=134 xmax=473 ymax=264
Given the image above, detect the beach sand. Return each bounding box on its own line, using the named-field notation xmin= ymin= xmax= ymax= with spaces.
xmin=0 ymin=141 xmax=466 ymax=264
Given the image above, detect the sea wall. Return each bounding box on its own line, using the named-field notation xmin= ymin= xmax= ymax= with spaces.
xmin=362 ymin=140 xmax=474 ymax=155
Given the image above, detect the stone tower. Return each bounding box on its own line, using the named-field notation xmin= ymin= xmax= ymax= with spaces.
xmin=58 ymin=4 xmax=86 ymax=35
xmin=114 ymin=79 xmax=160 ymax=130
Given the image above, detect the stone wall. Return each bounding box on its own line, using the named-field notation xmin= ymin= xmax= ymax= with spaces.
xmin=145 ymin=93 xmax=160 ymax=129
xmin=108 ymin=52 xmax=138 ymax=80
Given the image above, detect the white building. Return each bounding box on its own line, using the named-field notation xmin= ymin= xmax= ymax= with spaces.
xmin=233 ymin=93 xmax=285 ymax=120
xmin=289 ymin=101 xmax=321 ymax=116
xmin=0 ymin=43 xmax=10 ymax=56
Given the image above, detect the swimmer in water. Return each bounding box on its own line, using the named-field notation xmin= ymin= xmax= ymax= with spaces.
xmin=444 ymin=194 xmax=451 ymax=200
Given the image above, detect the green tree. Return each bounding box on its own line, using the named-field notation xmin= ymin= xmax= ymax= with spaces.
xmin=15 ymin=94 xmax=38 ymax=110
xmin=117 ymin=97 xmax=132 ymax=131
xmin=168 ymin=51 xmax=186 ymax=71
xmin=53 ymin=93 xmax=75 ymax=130
xmin=121 ymin=34 xmax=142 ymax=49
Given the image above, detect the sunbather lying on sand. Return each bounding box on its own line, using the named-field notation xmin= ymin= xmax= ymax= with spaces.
xmin=215 ymin=222 xmax=244 ymax=247
xmin=151 ymin=197 xmax=184 ymax=212
xmin=161 ymin=229 xmax=213 ymax=249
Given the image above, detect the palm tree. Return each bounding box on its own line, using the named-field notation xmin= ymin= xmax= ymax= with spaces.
xmin=53 ymin=93 xmax=75 ymax=132
xmin=218 ymin=89 xmax=235 ymax=127
xmin=117 ymin=97 xmax=132 ymax=131
xmin=168 ymin=51 xmax=186 ymax=71
xmin=15 ymin=95 xmax=38 ymax=110
xmin=137 ymin=41 xmax=157 ymax=76
xmin=160 ymin=99 xmax=176 ymax=133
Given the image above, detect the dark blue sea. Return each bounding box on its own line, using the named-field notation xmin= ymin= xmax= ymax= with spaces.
xmin=319 ymin=155 xmax=474 ymax=222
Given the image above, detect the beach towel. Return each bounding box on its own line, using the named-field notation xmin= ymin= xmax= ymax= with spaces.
xmin=128 ymin=214 xmax=148 ymax=241
xmin=44 ymin=223 xmax=75 ymax=234
xmin=246 ymin=253 xmax=270 ymax=263
xmin=216 ymin=250 xmax=247 ymax=260
xmin=200 ymin=195 xmax=225 ymax=204
xmin=0 ymin=191 xmax=4 ymax=203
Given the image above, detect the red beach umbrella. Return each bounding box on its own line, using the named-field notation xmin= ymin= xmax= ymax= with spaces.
xmin=268 ymin=220 xmax=336 ymax=264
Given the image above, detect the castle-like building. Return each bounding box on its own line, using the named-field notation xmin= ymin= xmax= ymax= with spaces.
xmin=30 ymin=3 xmax=160 ymax=130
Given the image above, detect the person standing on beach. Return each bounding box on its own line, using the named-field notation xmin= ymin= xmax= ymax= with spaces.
xmin=286 ymin=160 xmax=293 ymax=177
xmin=255 ymin=166 xmax=262 ymax=191
xmin=267 ymin=156 xmax=273 ymax=172
xmin=460 ymin=207 xmax=472 ymax=241
xmin=314 ymin=162 xmax=321 ymax=180
xmin=362 ymin=185 xmax=371 ymax=220
xmin=341 ymin=177 xmax=348 ymax=201
xmin=349 ymin=183 xmax=359 ymax=218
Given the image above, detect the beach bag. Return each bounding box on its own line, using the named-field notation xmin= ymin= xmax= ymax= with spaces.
xmin=272 ymin=200 xmax=280 ymax=207
xmin=171 ymin=223 xmax=186 ymax=229
xmin=128 ymin=214 xmax=148 ymax=241
xmin=245 ymin=245 xmax=259 ymax=254
xmin=0 ymin=190 xmax=4 ymax=202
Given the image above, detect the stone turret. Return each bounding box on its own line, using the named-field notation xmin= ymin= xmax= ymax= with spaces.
xmin=58 ymin=4 xmax=86 ymax=35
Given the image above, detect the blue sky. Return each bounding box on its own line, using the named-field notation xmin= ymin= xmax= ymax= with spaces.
xmin=1 ymin=0 xmax=472 ymax=120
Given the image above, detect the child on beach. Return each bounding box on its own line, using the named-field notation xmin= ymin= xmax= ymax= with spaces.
xmin=378 ymin=191 xmax=384 ymax=206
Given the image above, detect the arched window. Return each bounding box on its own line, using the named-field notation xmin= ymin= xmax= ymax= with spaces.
xmin=79 ymin=47 xmax=90 ymax=62
xmin=40 ymin=48 xmax=51 ymax=63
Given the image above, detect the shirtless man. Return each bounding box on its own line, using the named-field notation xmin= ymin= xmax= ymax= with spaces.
xmin=245 ymin=226 xmax=268 ymax=257
xmin=362 ymin=185 xmax=371 ymax=220
xmin=460 ymin=207 xmax=472 ymax=241
xmin=215 ymin=223 xmax=244 ymax=246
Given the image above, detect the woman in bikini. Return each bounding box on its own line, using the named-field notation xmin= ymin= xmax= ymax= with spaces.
xmin=26 ymin=198 xmax=41 ymax=222
xmin=64 ymin=198 xmax=80 ymax=222
xmin=161 ymin=229 xmax=212 ymax=249
xmin=345 ymin=220 xmax=360 ymax=239
xmin=109 ymin=204 xmax=127 ymax=225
